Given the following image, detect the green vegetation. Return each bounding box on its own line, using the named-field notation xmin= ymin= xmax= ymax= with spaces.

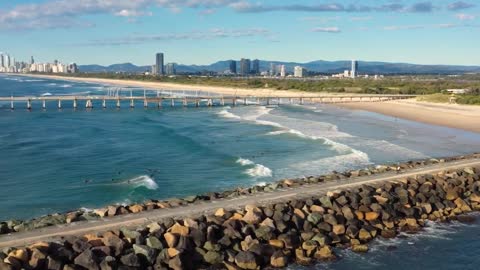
xmin=417 ymin=93 xmax=480 ymax=105
xmin=456 ymin=95 xmax=480 ymax=105
xmin=35 ymin=72 xmax=480 ymax=97
xmin=417 ymin=93 xmax=451 ymax=103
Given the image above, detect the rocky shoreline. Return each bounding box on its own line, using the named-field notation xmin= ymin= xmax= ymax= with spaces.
xmin=1 ymin=153 xmax=479 ymax=236
xmin=0 ymin=154 xmax=480 ymax=269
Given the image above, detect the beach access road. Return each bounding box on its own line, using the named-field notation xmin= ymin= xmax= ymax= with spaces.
xmin=1 ymin=157 xmax=480 ymax=248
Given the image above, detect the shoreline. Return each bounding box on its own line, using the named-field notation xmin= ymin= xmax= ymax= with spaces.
xmin=10 ymin=73 xmax=480 ymax=134
xmin=1 ymin=154 xmax=480 ymax=269
xmin=338 ymin=99 xmax=480 ymax=134
xmin=11 ymin=73 xmax=327 ymax=98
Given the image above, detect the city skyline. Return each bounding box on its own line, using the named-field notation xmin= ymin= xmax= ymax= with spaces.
xmin=0 ymin=1 xmax=478 ymax=66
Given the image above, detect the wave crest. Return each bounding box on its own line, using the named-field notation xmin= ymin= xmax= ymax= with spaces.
xmin=245 ymin=164 xmax=273 ymax=178
xmin=125 ymin=175 xmax=159 ymax=190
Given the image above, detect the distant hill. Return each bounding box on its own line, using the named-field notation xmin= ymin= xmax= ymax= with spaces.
xmin=79 ymin=60 xmax=480 ymax=75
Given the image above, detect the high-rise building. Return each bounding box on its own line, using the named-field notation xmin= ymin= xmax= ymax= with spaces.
xmin=31 ymin=56 xmax=35 ymax=65
xmin=294 ymin=66 xmax=307 ymax=78
xmin=0 ymin=53 xmax=4 ymax=68
xmin=280 ymin=65 xmax=286 ymax=77
xmin=166 ymin=63 xmax=176 ymax=75
xmin=351 ymin=60 xmax=358 ymax=78
xmin=269 ymin=63 xmax=276 ymax=76
xmin=252 ymin=59 xmax=260 ymax=75
xmin=155 ymin=53 xmax=164 ymax=75
xmin=240 ymin=58 xmax=251 ymax=76
xmin=229 ymin=60 xmax=236 ymax=74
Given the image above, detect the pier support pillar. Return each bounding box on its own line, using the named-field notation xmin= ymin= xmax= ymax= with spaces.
xmin=42 ymin=99 xmax=46 ymax=110
xmin=10 ymin=98 xmax=14 ymax=110
xmin=116 ymin=99 xmax=121 ymax=108
xmin=277 ymin=98 xmax=281 ymax=105
xmin=267 ymin=98 xmax=270 ymax=106
xmin=27 ymin=99 xmax=32 ymax=110
xmin=221 ymin=97 xmax=225 ymax=106
xmin=195 ymin=99 xmax=200 ymax=107
xmin=73 ymin=99 xmax=77 ymax=109
xmin=183 ymin=98 xmax=187 ymax=107
xmin=102 ymin=99 xmax=106 ymax=109
xmin=86 ymin=99 xmax=93 ymax=108
xmin=158 ymin=99 xmax=162 ymax=108
xmin=207 ymin=99 xmax=213 ymax=107
xmin=58 ymin=100 xmax=62 ymax=109
xmin=233 ymin=98 xmax=237 ymax=107
xmin=171 ymin=99 xmax=175 ymax=107
xmin=300 ymin=98 xmax=304 ymax=105
xmin=144 ymin=99 xmax=148 ymax=108
xmin=244 ymin=98 xmax=247 ymax=106
xmin=130 ymin=99 xmax=134 ymax=108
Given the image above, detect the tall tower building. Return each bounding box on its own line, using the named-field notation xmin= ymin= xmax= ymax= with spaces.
xmin=0 ymin=53 xmax=4 ymax=68
xmin=229 ymin=60 xmax=236 ymax=74
xmin=31 ymin=56 xmax=35 ymax=65
xmin=155 ymin=53 xmax=164 ymax=75
xmin=240 ymin=58 xmax=251 ymax=76
xmin=252 ymin=59 xmax=260 ymax=75
xmin=280 ymin=65 xmax=286 ymax=77
xmin=351 ymin=60 xmax=358 ymax=78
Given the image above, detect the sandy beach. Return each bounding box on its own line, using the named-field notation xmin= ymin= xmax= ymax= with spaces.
xmin=18 ymin=74 xmax=326 ymax=98
xmin=340 ymin=99 xmax=480 ymax=133
xmin=12 ymin=74 xmax=480 ymax=133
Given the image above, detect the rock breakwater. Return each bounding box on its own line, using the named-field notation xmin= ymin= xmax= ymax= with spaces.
xmin=2 ymin=154 xmax=479 ymax=236
xmin=1 ymin=162 xmax=480 ymax=269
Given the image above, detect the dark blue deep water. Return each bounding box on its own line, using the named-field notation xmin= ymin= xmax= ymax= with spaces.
xmin=1 ymin=74 xmax=480 ymax=269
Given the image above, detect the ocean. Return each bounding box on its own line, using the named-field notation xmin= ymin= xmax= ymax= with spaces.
xmin=1 ymin=74 xmax=480 ymax=269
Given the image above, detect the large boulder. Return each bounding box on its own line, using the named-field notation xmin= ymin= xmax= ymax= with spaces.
xmin=235 ymin=251 xmax=257 ymax=269
xmin=74 ymin=249 xmax=99 ymax=270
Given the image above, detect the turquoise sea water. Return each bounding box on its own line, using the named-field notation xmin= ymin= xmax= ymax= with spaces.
xmin=1 ymin=74 xmax=480 ymax=269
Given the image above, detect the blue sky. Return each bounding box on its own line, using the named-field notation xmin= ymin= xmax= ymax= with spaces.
xmin=0 ymin=0 xmax=479 ymax=66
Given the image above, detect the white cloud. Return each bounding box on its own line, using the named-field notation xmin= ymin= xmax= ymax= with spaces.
xmin=455 ymin=13 xmax=476 ymax=20
xmin=311 ymin=27 xmax=341 ymax=33
xmin=81 ymin=27 xmax=273 ymax=46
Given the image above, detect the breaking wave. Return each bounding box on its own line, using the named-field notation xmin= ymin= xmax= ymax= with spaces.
xmin=236 ymin=158 xmax=273 ymax=178
xmin=245 ymin=164 xmax=273 ymax=178
xmin=123 ymin=175 xmax=159 ymax=190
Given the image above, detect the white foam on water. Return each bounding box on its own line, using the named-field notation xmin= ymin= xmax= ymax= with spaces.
xmin=48 ymin=83 xmax=57 ymax=86
xmin=245 ymin=164 xmax=273 ymax=178
xmin=41 ymin=92 xmax=53 ymax=96
xmin=125 ymin=175 xmax=159 ymax=190
xmin=24 ymin=79 xmax=44 ymax=82
xmin=256 ymin=182 xmax=267 ymax=187
xmin=236 ymin=158 xmax=254 ymax=166
xmin=217 ymin=109 xmax=241 ymax=120
xmin=60 ymin=84 xmax=72 ymax=88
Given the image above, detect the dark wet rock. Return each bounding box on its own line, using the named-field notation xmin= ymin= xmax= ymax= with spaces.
xmin=120 ymin=253 xmax=141 ymax=268
xmin=72 ymin=238 xmax=92 ymax=253
xmin=133 ymin=244 xmax=158 ymax=265
xmin=99 ymin=256 xmax=117 ymax=270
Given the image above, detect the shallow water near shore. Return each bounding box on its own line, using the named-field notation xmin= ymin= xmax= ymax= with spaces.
xmin=1 ymin=74 xmax=480 ymax=220
xmin=2 ymin=74 xmax=480 ymax=269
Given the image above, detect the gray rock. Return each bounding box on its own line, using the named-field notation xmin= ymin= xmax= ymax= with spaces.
xmin=99 ymin=256 xmax=117 ymax=270
xmin=146 ymin=236 xmax=164 ymax=250
xmin=74 ymin=249 xmax=99 ymax=270
xmin=120 ymin=253 xmax=141 ymax=267
xmin=133 ymin=244 xmax=158 ymax=265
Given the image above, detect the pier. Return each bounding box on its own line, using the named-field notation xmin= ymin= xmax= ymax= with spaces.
xmin=0 ymin=94 xmax=416 ymax=110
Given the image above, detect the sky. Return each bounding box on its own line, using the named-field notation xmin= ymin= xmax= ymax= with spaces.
xmin=0 ymin=0 xmax=479 ymax=66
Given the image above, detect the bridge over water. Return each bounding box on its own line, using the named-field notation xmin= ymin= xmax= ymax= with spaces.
xmin=0 ymin=93 xmax=416 ymax=110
